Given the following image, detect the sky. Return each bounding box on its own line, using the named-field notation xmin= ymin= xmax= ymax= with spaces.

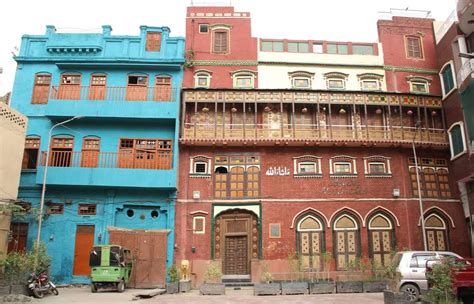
xmin=0 ymin=0 xmax=457 ymax=95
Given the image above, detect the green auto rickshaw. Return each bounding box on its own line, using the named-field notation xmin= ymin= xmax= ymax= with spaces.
xmin=89 ymin=245 xmax=133 ymax=293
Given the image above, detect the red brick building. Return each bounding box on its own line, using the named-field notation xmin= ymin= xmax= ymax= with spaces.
xmin=175 ymin=6 xmax=468 ymax=286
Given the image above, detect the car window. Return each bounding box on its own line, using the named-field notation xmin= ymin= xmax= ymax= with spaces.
xmin=409 ymin=254 xmax=436 ymax=268
xmin=439 ymin=253 xmax=459 ymax=260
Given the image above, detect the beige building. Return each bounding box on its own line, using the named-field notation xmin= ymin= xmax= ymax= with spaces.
xmin=0 ymin=101 xmax=27 ymax=256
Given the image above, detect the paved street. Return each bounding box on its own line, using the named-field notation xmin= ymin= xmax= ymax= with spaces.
xmin=28 ymin=286 xmax=383 ymax=304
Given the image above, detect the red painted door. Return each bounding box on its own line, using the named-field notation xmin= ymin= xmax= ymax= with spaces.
xmin=73 ymin=225 xmax=95 ymax=276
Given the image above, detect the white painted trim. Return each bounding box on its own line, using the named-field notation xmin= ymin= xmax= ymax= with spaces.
xmin=448 ymin=122 xmax=468 ymax=160
xmin=417 ymin=206 xmax=456 ymax=228
xmin=194 ymin=71 xmax=212 ymax=88
xmin=297 ymin=215 xmax=324 ymax=231
xmin=423 ymin=213 xmax=447 ymax=230
xmin=363 ymin=206 xmax=401 ymax=227
xmin=193 ymin=216 xmax=206 ymax=234
xmin=290 ymin=207 xmax=330 ymax=229
xmin=368 ymin=213 xmax=393 ymax=230
xmin=333 ymin=214 xmax=359 ymax=231
xmin=213 ymin=205 xmax=260 ymax=218
xmin=329 ymin=207 xmax=364 ymax=227
xmin=439 ymin=60 xmax=457 ymax=98
xmin=189 ymin=210 xmax=209 ymax=215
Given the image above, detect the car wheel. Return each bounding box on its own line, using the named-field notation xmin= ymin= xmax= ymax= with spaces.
xmin=91 ymin=283 xmax=98 ymax=293
xmin=401 ymin=283 xmax=420 ymax=302
xmin=117 ymin=279 xmax=125 ymax=293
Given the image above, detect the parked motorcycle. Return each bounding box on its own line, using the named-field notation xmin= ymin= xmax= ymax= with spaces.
xmin=27 ymin=271 xmax=59 ymax=298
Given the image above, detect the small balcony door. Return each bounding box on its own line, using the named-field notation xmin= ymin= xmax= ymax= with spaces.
xmin=88 ymin=74 xmax=107 ymax=100
xmin=58 ymin=74 xmax=81 ymax=100
xmin=50 ymin=137 xmax=74 ymax=167
xmin=154 ymin=76 xmax=172 ymax=101
xmin=81 ymin=138 xmax=100 ymax=167
xmin=126 ymin=75 xmax=148 ymax=101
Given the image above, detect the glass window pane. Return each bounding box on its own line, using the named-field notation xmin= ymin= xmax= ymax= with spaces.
xmin=327 ymin=44 xmax=337 ymax=54
xmin=294 ymin=78 xmax=310 ymax=88
xmin=450 ymin=125 xmax=465 ymax=156
xmin=353 ymin=45 xmax=374 ymax=55
xmin=338 ymin=44 xmax=348 ymax=54
xmin=442 ymin=65 xmax=454 ymax=93
xmin=362 ymin=80 xmax=379 ymax=90
xmin=261 ymin=41 xmax=272 ymax=52
xmin=288 ymin=42 xmax=298 ymax=52
xmin=298 ymin=42 xmax=309 ymax=53
xmin=328 ymin=79 xmax=344 ymax=89
xmin=273 ymin=42 xmax=284 ymax=52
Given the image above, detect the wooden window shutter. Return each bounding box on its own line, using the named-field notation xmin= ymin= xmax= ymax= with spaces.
xmin=146 ymin=32 xmax=162 ymax=52
xmin=213 ymin=31 xmax=228 ymax=53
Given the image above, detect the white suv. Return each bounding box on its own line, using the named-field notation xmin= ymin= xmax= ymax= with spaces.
xmin=392 ymin=251 xmax=463 ymax=302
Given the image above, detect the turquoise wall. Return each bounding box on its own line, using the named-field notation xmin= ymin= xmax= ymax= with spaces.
xmin=10 ymin=25 xmax=184 ymax=284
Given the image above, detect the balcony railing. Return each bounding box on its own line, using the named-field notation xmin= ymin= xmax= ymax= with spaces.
xmin=458 ymin=59 xmax=474 ymax=85
xmin=49 ymin=86 xmax=177 ymax=102
xmin=182 ymin=123 xmax=447 ymax=143
xmin=39 ymin=151 xmax=173 ymax=170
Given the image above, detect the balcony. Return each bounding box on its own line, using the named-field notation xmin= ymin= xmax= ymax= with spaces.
xmin=36 ymin=151 xmax=175 ymax=189
xmin=458 ymin=59 xmax=474 ymax=88
xmin=457 ymin=0 xmax=474 ymax=35
xmin=45 ymin=86 xmax=178 ymax=120
xmin=181 ymin=90 xmax=448 ymax=148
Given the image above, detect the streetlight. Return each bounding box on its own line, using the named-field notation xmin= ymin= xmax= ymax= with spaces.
xmin=35 ymin=116 xmax=83 ymax=265
xmin=412 ymin=120 xmax=427 ymax=251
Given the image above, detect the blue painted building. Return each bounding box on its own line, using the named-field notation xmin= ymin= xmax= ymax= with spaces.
xmin=10 ymin=25 xmax=184 ymax=286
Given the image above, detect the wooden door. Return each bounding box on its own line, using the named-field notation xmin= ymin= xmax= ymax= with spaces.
xmin=88 ymin=75 xmax=107 ymax=100
xmin=225 ymin=236 xmax=248 ymax=274
xmin=126 ymin=76 xmax=148 ymax=101
xmin=299 ymin=231 xmax=322 ymax=271
xmin=73 ymin=225 xmax=95 ymax=276
xmin=32 ymin=75 xmax=51 ymax=104
xmin=154 ymin=77 xmax=171 ymax=101
xmin=7 ymin=223 xmax=28 ymax=253
xmin=369 ymin=230 xmax=392 ymax=267
xmin=81 ymin=138 xmax=100 ymax=167
xmin=109 ymin=229 xmax=167 ymax=288
xmin=426 ymin=229 xmax=447 ymax=251
xmin=58 ymin=74 xmax=81 ymax=100
xmin=335 ymin=231 xmax=358 ymax=270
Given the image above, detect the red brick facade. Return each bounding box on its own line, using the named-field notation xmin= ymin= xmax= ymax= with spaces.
xmin=176 ymin=6 xmax=469 ymax=285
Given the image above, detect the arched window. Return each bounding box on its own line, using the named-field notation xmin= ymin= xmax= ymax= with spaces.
xmin=81 ymin=137 xmax=100 ymax=168
xmin=50 ymin=136 xmax=74 ymax=167
xmin=324 ymin=72 xmax=348 ymax=90
xmin=407 ymin=76 xmax=431 ymax=94
xmin=424 ymin=213 xmax=448 ymax=251
xmin=194 ymin=71 xmax=212 ymax=88
xmin=22 ymin=136 xmax=41 ymax=169
xmin=439 ymin=61 xmax=456 ymax=97
xmin=231 ymin=71 xmax=256 ymax=89
xmin=297 ymin=214 xmax=325 ymax=271
xmin=58 ymin=73 xmax=82 ymax=100
xmin=288 ymin=71 xmax=314 ymax=89
xmin=333 ymin=213 xmax=360 ymax=270
xmin=155 ymin=76 xmax=172 ymax=101
xmin=357 ymin=73 xmax=384 ymax=91
xmin=88 ymin=73 xmax=107 ymax=100
xmin=32 ymin=73 xmax=51 ymax=104
xmin=368 ymin=213 xmax=395 ymax=267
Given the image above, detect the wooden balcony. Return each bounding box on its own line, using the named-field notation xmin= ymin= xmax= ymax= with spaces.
xmin=39 ymin=151 xmax=173 ymax=170
xmin=50 ymin=86 xmax=177 ymax=102
xmin=181 ymin=123 xmax=447 ymax=147
xmin=181 ymin=89 xmax=448 ymax=147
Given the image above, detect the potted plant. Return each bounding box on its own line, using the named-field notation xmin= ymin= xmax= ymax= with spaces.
xmin=280 ymin=251 xmax=308 ymax=295
xmin=383 ymin=259 xmax=410 ymax=304
xmin=166 ymin=264 xmax=180 ymax=294
xmin=336 ymin=258 xmax=363 ymax=293
xmin=363 ymin=260 xmax=388 ymax=293
xmin=199 ymin=262 xmax=225 ymax=295
xmin=309 ymin=251 xmax=335 ymax=294
xmin=254 ymin=263 xmax=280 ymax=296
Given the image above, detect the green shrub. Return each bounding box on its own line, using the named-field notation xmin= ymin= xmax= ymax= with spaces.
xmin=424 ymin=258 xmax=461 ymax=304
xmin=0 ymin=242 xmax=51 ymax=284
xmin=203 ymin=262 xmax=222 ymax=283
xmin=167 ymin=264 xmax=180 ymax=283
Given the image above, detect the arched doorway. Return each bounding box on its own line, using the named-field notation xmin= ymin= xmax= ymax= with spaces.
xmin=214 ymin=209 xmax=259 ymax=275
xmin=425 ymin=213 xmax=448 ymax=251
xmin=297 ymin=214 xmax=325 ymax=271
xmin=367 ymin=213 xmax=395 ymax=267
xmin=333 ymin=213 xmax=360 ymax=270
